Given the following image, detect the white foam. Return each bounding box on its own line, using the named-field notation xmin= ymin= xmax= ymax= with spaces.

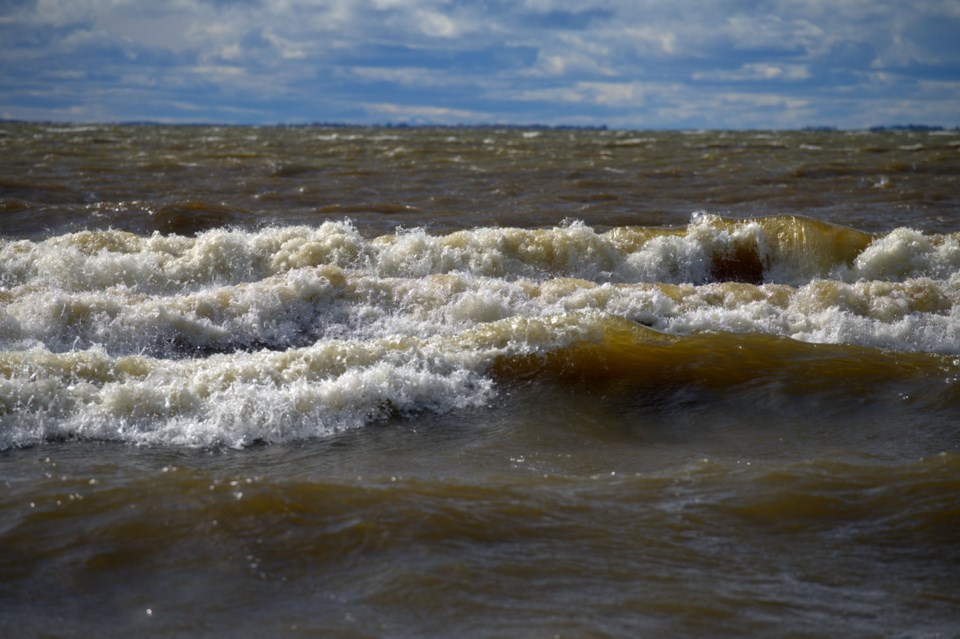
xmin=0 ymin=214 xmax=890 ymax=291
xmin=3 ymin=247 xmax=958 ymax=359
xmin=0 ymin=336 xmax=499 ymax=449
xmin=0 ymin=221 xmax=369 ymax=293
xmin=849 ymin=228 xmax=960 ymax=282
xmin=3 ymin=216 xmax=960 ymax=448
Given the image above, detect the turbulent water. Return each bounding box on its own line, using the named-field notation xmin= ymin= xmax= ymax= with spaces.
xmin=2 ymin=124 xmax=959 ymax=637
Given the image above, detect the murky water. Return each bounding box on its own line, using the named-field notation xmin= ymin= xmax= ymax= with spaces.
xmin=2 ymin=124 xmax=959 ymax=637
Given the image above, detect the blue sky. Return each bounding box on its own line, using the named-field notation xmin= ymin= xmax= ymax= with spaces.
xmin=2 ymin=0 xmax=959 ymax=129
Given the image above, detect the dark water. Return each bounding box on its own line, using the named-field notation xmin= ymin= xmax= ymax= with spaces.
xmin=1 ymin=123 xmax=959 ymax=637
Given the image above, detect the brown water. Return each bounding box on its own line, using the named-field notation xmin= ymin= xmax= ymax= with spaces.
xmin=3 ymin=125 xmax=958 ymax=238
xmin=1 ymin=123 xmax=959 ymax=637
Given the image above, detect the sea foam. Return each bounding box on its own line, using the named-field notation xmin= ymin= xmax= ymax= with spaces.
xmin=2 ymin=216 xmax=959 ymax=448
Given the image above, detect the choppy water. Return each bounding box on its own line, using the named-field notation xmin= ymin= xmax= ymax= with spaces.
xmin=2 ymin=123 xmax=959 ymax=637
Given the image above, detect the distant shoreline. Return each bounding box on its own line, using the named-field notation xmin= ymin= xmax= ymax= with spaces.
xmin=1 ymin=119 xmax=957 ymax=132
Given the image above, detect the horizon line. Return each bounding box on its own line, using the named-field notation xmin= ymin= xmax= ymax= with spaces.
xmin=1 ymin=118 xmax=957 ymax=133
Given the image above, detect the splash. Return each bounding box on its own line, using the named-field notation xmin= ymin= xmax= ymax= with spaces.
xmin=2 ymin=215 xmax=958 ymax=448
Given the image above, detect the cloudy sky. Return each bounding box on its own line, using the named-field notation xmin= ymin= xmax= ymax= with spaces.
xmin=2 ymin=0 xmax=958 ymax=128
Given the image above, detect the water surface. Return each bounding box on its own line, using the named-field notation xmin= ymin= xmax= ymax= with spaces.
xmin=2 ymin=124 xmax=959 ymax=637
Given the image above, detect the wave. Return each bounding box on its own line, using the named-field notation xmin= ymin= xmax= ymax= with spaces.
xmin=2 ymin=215 xmax=957 ymax=293
xmin=1 ymin=314 xmax=958 ymax=449
xmin=1 ymin=216 xmax=957 ymax=357
xmin=2 ymin=214 xmax=959 ymax=448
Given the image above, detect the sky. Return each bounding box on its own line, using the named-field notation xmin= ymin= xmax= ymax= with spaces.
xmin=1 ymin=0 xmax=959 ymax=129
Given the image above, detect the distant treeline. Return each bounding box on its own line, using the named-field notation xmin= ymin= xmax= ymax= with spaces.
xmin=805 ymin=124 xmax=957 ymax=132
xmin=2 ymin=119 xmax=958 ymax=132
xmin=866 ymin=124 xmax=955 ymax=132
xmin=292 ymin=122 xmax=612 ymax=131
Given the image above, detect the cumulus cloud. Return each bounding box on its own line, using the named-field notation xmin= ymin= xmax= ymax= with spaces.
xmin=0 ymin=0 xmax=957 ymax=127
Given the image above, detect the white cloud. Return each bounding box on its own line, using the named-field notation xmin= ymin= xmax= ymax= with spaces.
xmin=694 ymin=63 xmax=812 ymax=82
xmin=46 ymin=70 xmax=88 ymax=80
xmin=2 ymin=0 xmax=958 ymax=127
xmin=579 ymin=81 xmax=646 ymax=107
xmin=363 ymin=102 xmax=492 ymax=123
xmin=514 ymin=81 xmax=648 ymax=107
xmin=30 ymin=0 xmax=96 ymax=27
xmin=527 ymin=46 xmax=617 ymax=78
xmin=714 ymin=92 xmax=810 ymax=110
xmin=191 ymin=65 xmax=246 ymax=78
xmin=218 ymin=43 xmax=243 ymax=62
xmin=724 ymin=14 xmax=826 ymax=52
xmin=620 ymin=26 xmax=678 ymax=56
xmin=58 ymin=28 xmax=111 ymax=51
xmin=414 ymin=9 xmax=460 ymax=38
xmin=345 ymin=66 xmax=463 ymax=88
xmin=871 ymin=34 xmax=936 ymax=68
xmin=262 ymin=32 xmax=307 ymax=61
